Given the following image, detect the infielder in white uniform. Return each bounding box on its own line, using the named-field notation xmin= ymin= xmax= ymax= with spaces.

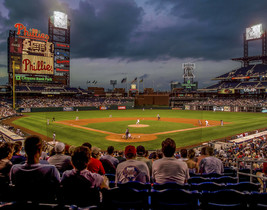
xmin=136 ymin=119 xmax=140 ymax=125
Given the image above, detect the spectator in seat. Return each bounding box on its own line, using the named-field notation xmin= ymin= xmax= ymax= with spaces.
xmin=199 ymin=146 xmax=224 ymax=174
xmin=152 ymin=138 xmax=190 ymax=184
xmin=61 ymin=146 xmax=109 ymax=206
xmin=101 ymin=146 xmax=119 ymax=168
xmin=10 ymin=141 xmax=26 ymax=164
xmin=116 ymin=150 xmax=126 ymax=163
xmin=10 ymin=135 xmax=60 ymax=202
xmin=256 ymin=161 xmax=267 ymax=192
xmin=82 ymin=142 xmax=92 ymax=150
xmin=186 ymin=149 xmax=199 ymax=174
xmin=0 ymin=142 xmax=14 ymax=185
xmin=197 ymin=146 xmax=207 ymax=166
xmin=87 ymin=147 xmax=105 ymax=175
xmin=136 ymin=145 xmax=152 ymax=176
xmin=48 ymin=142 xmax=73 ymax=174
xmin=115 ymin=145 xmax=150 ymax=184
xmin=179 ymin=149 xmax=188 ymax=161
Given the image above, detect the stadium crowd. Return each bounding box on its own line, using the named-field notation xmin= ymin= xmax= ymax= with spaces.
xmin=0 ymin=102 xmax=16 ymax=119
xmin=187 ymin=98 xmax=267 ymax=107
xmin=18 ymin=96 xmax=133 ymax=108
xmin=0 ymin=132 xmax=266 ymax=208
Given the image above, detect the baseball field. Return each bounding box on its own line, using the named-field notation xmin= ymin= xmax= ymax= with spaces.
xmin=9 ymin=109 xmax=267 ymax=150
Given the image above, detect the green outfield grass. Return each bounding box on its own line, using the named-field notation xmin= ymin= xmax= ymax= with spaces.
xmin=12 ymin=109 xmax=267 ymax=150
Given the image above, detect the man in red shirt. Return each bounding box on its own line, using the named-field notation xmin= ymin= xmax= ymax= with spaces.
xmin=87 ymin=147 xmax=105 ymax=175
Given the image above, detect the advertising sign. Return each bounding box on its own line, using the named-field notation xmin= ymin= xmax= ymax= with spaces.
xmin=9 ymin=37 xmax=23 ymax=54
xmin=21 ymin=55 xmax=54 ymax=75
xmin=100 ymin=106 xmax=107 ymax=110
xmin=218 ymin=89 xmax=235 ymax=94
xmin=184 ymin=105 xmax=190 ymax=110
xmin=14 ymin=23 xmax=49 ymax=42
xmin=15 ymin=75 xmax=53 ymax=82
xmin=224 ymin=106 xmax=231 ymax=112
xmin=118 ymin=106 xmax=126 ymax=110
xmin=21 ymin=108 xmax=31 ymax=113
xmin=63 ymin=107 xmax=74 ymax=111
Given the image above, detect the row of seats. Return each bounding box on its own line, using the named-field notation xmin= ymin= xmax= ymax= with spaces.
xmin=0 ymin=181 xmax=263 ymax=209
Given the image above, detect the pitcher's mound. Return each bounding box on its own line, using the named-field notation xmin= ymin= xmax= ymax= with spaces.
xmin=128 ymin=124 xmax=150 ymax=128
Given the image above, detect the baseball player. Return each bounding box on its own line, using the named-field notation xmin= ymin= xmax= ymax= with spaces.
xmin=157 ymin=114 xmax=160 ymax=120
xmin=136 ymin=119 xmax=140 ymax=125
xmin=125 ymin=128 xmax=129 ymax=140
xmin=205 ymin=120 xmax=209 ymax=127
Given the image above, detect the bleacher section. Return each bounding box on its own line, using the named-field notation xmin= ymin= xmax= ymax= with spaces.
xmin=205 ymin=64 xmax=267 ymax=91
xmin=14 ymin=85 xmax=88 ymax=94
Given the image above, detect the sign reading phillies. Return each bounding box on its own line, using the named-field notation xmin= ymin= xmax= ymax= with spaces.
xmin=118 ymin=106 xmax=126 ymax=110
xmin=14 ymin=23 xmax=49 ymax=42
xmin=21 ymin=55 xmax=54 ymax=75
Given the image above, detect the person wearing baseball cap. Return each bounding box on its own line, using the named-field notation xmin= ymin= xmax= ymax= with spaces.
xmin=48 ymin=142 xmax=73 ymax=175
xmin=115 ymin=145 xmax=150 ymax=184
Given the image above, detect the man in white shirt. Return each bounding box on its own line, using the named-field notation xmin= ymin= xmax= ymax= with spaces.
xmin=152 ymin=138 xmax=189 ymax=184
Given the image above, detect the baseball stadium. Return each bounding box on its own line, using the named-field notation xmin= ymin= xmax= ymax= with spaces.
xmin=1 ymin=5 xmax=267 ymax=209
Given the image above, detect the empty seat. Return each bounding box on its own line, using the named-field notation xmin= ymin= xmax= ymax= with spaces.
xmin=200 ymin=189 xmax=247 ymax=209
xmin=188 ymin=177 xmax=210 ymax=184
xmin=211 ymin=176 xmax=238 ymax=184
xmin=225 ymin=182 xmax=260 ymax=192
xmin=151 ymin=188 xmax=200 ymax=210
xmin=190 ymin=182 xmax=225 ymax=192
xmin=249 ymin=192 xmax=267 ymax=209
xmin=117 ymin=181 xmax=151 ymax=191
xmin=102 ymin=187 xmax=149 ymax=210
xmin=153 ymin=182 xmax=190 ymax=190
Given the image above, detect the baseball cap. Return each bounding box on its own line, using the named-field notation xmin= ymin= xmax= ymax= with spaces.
xmin=55 ymin=142 xmax=65 ymax=153
xmin=91 ymin=146 xmax=101 ymax=155
xmin=125 ymin=145 xmax=136 ymax=156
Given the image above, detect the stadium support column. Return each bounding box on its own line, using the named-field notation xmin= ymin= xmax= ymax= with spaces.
xmin=12 ymin=61 xmax=15 ymax=110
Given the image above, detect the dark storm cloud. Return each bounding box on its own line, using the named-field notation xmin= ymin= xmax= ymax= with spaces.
xmin=0 ymin=0 xmax=267 ymax=61
xmin=70 ymin=0 xmax=143 ymax=58
xmin=139 ymin=0 xmax=267 ymax=60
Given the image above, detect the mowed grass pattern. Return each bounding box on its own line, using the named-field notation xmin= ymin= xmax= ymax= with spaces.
xmin=12 ymin=109 xmax=267 ymax=150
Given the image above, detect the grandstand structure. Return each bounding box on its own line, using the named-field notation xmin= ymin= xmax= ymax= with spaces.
xmin=203 ymin=24 xmax=267 ymax=98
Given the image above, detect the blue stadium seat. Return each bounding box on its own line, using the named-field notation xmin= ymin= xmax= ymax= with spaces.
xmin=223 ymin=167 xmax=236 ymax=177
xmin=150 ymin=189 xmax=200 ymax=210
xmin=152 ymin=182 xmax=190 ymax=190
xmin=225 ymin=182 xmax=260 ymax=192
xmin=102 ymin=187 xmax=149 ymax=209
xmin=210 ymin=176 xmax=238 ymax=184
xmin=190 ymin=182 xmax=225 ymax=192
xmin=201 ymin=173 xmax=223 ymax=178
xmin=188 ymin=176 xmax=210 ymax=184
xmin=117 ymin=181 xmax=151 ymax=191
xmin=200 ymin=189 xmax=248 ymax=209
xmin=249 ymin=192 xmax=267 ymax=209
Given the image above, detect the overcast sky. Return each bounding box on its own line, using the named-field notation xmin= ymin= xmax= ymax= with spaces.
xmin=0 ymin=0 xmax=266 ymax=90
